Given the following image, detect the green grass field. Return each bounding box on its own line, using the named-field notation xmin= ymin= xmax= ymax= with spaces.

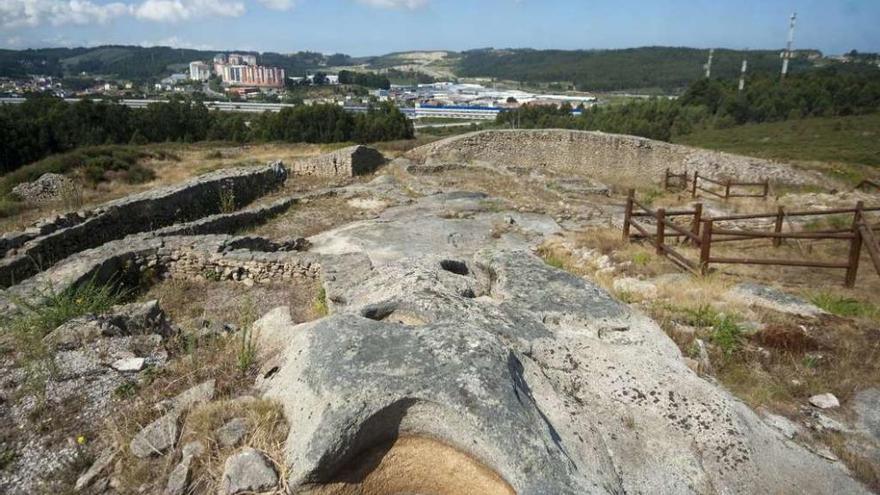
xmin=674 ymin=113 xmax=880 ymax=169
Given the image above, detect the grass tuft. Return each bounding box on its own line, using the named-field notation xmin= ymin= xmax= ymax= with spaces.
xmin=810 ymin=292 xmax=879 ymax=320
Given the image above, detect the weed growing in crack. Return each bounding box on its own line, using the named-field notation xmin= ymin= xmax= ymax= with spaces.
xmin=313 ymin=287 xmax=328 ymax=317
xmin=235 ymin=296 xmax=258 ymax=373
xmin=218 ymin=183 xmax=236 ymax=214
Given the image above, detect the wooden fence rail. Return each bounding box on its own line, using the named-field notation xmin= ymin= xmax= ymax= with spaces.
xmin=662 ymin=170 xmax=770 ymax=200
xmin=663 ymin=168 xmax=689 ymax=191
xmin=690 ymin=171 xmax=769 ymax=200
xmin=623 ymin=189 xmax=880 ymax=287
xmin=856 ymin=179 xmax=879 ymax=193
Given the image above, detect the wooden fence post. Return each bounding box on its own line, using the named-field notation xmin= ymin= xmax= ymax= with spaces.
xmin=663 ymin=169 xmax=669 ymax=190
xmin=844 ymin=201 xmax=864 ymax=287
xmin=656 ymin=208 xmax=666 ymax=255
xmin=691 ymin=203 xmax=703 ymax=246
xmin=773 ymin=206 xmax=785 ymax=248
xmin=691 ymin=172 xmax=699 ymax=198
xmin=724 ymin=179 xmax=732 ymax=200
xmin=700 ymin=219 xmax=713 ymax=276
xmin=622 ymin=189 xmax=634 ymax=240
xmin=763 ymin=179 xmax=770 ymax=199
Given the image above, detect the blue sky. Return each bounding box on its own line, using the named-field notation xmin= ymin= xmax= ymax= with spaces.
xmin=1 ymin=0 xmax=878 ymax=56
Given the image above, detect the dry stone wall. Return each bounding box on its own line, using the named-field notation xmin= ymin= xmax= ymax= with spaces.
xmin=0 ymin=163 xmax=288 ymax=287
xmin=0 ymin=233 xmax=320 ymax=314
xmin=409 ymin=129 xmax=823 ymax=187
xmin=292 ymin=145 xmax=385 ymax=177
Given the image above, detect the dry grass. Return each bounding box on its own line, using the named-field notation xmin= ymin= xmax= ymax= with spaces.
xmin=180 ymin=399 xmax=290 ymax=494
xmin=822 ymin=432 xmax=880 ymax=492
xmin=0 ymin=141 xmax=367 ymax=233
xmin=105 ymin=331 xmax=259 ymax=493
xmin=248 ymin=195 xmax=370 ymax=239
xmin=139 ymin=278 xmax=323 ymax=330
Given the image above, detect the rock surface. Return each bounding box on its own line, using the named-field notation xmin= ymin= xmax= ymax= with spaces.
xmin=730 ymin=283 xmax=827 ymax=317
xmin=130 ymin=411 xmax=180 ymax=458
xmin=216 ymin=417 xmax=249 ymax=448
xmin=219 ymin=448 xmax=278 ymax=495
xmin=11 ymin=173 xmax=73 ymax=203
xmin=810 ymin=393 xmax=841 ymax=410
xmin=258 ymin=240 xmax=869 ymax=493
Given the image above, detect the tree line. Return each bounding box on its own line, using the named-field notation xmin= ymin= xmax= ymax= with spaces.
xmin=496 ymin=67 xmax=880 ymax=142
xmin=0 ymin=96 xmax=412 ymax=174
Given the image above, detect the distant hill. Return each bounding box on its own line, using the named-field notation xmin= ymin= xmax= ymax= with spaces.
xmin=0 ymin=45 xmax=355 ymax=81
xmin=0 ymin=44 xmax=862 ymax=92
xmin=456 ymin=47 xmax=823 ymax=92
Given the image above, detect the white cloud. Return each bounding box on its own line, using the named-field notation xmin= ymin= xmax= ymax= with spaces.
xmin=1 ymin=0 xmax=129 ymax=28
xmin=133 ymin=0 xmax=245 ymax=22
xmin=355 ymin=0 xmax=428 ymax=9
xmin=257 ymin=0 xmax=294 ymax=10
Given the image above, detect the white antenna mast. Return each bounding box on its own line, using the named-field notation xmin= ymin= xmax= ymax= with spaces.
xmin=781 ymin=12 xmax=797 ymax=80
xmin=704 ymin=48 xmax=715 ymax=78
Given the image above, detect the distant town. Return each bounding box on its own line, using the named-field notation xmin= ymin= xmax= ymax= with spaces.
xmin=2 ymin=46 xmax=878 ymax=123
xmin=0 ymin=50 xmax=605 ymax=121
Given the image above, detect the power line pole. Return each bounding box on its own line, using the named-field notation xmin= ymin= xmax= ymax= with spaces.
xmin=738 ymin=58 xmax=748 ymax=92
xmin=781 ymin=12 xmax=797 ymax=81
xmin=704 ymin=48 xmax=715 ymax=79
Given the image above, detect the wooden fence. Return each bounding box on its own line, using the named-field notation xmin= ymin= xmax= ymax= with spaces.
xmin=662 ymin=170 xmax=770 ymax=200
xmin=856 ymin=179 xmax=880 ymax=193
xmin=690 ymin=172 xmax=770 ymax=200
xmin=663 ymin=169 xmax=689 ymax=191
xmin=623 ymin=189 xmax=880 ymax=287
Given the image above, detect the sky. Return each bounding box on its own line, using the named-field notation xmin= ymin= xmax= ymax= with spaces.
xmin=1 ymin=0 xmax=878 ymax=56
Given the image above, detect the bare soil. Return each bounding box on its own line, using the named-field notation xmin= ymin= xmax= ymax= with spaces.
xmin=303 ymin=436 xmax=515 ymax=495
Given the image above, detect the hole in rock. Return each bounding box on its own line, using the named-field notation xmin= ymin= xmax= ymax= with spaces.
xmin=361 ymin=303 xmax=429 ymax=326
xmin=440 ymin=259 xmax=470 ymax=276
xmin=301 ymin=436 xmax=515 ymax=495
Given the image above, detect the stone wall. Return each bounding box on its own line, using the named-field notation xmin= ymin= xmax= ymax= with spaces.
xmin=408 ymin=129 xmax=824 ymax=187
xmin=0 ymin=163 xmax=288 ymax=287
xmin=0 ymin=233 xmax=321 ymax=313
xmin=292 ymin=145 xmax=385 ymax=177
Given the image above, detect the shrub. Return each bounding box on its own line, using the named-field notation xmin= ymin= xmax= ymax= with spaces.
xmin=122 ymin=164 xmax=156 ymax=184
xmin=683 ymin=304 xmax=721 ymax=327
xmin=711 ymin=315 xmax=743 ymax=356
xmin=753 ymin=324 xmax=820 ymax=352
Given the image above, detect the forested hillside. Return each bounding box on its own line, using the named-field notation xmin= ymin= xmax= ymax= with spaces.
xmin=458 ymin=47 xmax=819 ymax=92
xmin=496 ymin=66 xmax=880 ymax=143
xmin=0 ymin=46 xmax=355 ymax=80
